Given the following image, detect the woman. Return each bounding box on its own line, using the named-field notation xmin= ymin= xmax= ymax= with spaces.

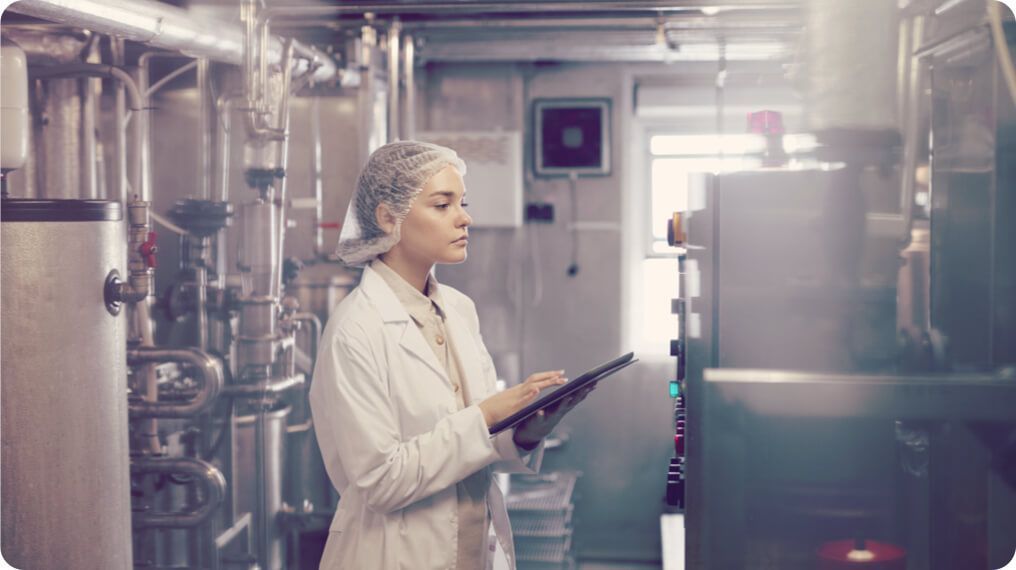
xmin=310 ymin=141 xmax=594 ymax=569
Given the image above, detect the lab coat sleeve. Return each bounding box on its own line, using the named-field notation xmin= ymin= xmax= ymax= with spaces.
xmin=312 ymin=325 xmax=503 ymax=515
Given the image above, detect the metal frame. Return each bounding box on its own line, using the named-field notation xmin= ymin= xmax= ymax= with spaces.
xmin=533 ymin=97 xmax=612 ymax=177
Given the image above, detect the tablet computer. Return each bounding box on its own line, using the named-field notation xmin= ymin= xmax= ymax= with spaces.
xmin=489 ymin=352 xmax=638 ymax=435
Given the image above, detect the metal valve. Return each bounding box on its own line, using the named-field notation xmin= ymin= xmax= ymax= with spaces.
xmin=139 ymin=231 xmax=158 ymax=268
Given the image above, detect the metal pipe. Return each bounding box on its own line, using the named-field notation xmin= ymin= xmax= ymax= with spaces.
xmin=899 ymin=14 xmax=926 ymax=245
xmin=112 ymin=39 xmax=127 ymax=203
xmin=310 ymin=96 xmax=324 ymax=257
xmin=257 ymin=2 xmax=797 ymax=18
xmin=271 ymin=44 xmax=296 ymax=299
xmin=127 ymin=347 xmax=224 ymax=418
xmin=216 ymin=92 xmax=243 ymax=203
xmin=10 ymin=0 xmax=336 ymax=82
xmin=403 ymin=34 xmax=415 ymax=141
xmin=387 ymin=18 xmax=401 ymax=143
xmin=220 ymin=374 xmax=305 ymax=398
xmin=80 ymin=34 xmax=99 ymax=199
xmin=294 ymin=312 xmax=322 ymax=365
xmin=134 ymin=61 xmax=151 ymax=206
xmin=135 ymin=300 xmax=161 ymax=455
xmin=30 ymin=63 xmax=143 ymax=110
xmin=32 ymin=60 xmax=145 ymax=202
xmin=197 ymin=58 xmax=211 ymax=201
xmin=255 ymin=406 xmax=269 ymax=568
xmin=130 ymin=456 xmax=227 ymax=528
xmin=359 ymin=23 xmax=378 ymax=164
xmin=195 ymin=239 xmax=210 ymax=351
xmin=137 ymin=53 xmax=200 ymax=205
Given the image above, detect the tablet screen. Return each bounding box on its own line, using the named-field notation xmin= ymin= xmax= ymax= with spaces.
xmin=488 ymin=352 xmax=638 ymax=435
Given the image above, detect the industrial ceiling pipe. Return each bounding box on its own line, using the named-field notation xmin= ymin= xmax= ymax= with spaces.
xmin=10 ymin=0 xmax=336 ymax=83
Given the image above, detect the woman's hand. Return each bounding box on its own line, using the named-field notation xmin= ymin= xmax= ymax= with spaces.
xmin=512 ymin=382 xmax=598 ymax=450
xmin=478 ymin=370 xmax=567 ymax=427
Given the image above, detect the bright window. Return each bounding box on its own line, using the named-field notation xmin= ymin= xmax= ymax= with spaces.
xmin=636 ymin=134 xmax=764 ymax=353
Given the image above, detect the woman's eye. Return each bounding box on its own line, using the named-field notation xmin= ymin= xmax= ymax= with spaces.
xmin=461 ymin=202 xmax=469 ymax=208
xmin=436 ymin=204 xmax=449 ymax=209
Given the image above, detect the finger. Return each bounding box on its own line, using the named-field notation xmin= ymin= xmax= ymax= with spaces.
xmin=525 ymin=370 xmax=565 ymax=384
xmin=529 ymin=376 xmax=567 ymax=392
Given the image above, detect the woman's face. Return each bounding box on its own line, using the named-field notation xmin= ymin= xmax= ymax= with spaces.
xmin=391 ymin=164 xmax=472 ymax=266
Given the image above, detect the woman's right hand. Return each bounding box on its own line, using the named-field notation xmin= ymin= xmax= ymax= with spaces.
xmin=478 ymin=370 xmax=567 ymax=427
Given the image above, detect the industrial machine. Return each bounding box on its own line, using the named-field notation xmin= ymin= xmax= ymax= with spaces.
xmin=665 ymin=1 xmax=1016 ymax=569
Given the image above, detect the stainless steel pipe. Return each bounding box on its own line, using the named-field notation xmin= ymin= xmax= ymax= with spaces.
xmin=10 ymin=0 xmax=335 ymax=82
xmin=131 ymin=456 xmax=227 ymax=528
xmin=127 ymin=346 xmax=224 ymax=418
xmin=387 ymin=19 xmax=401 ymax=143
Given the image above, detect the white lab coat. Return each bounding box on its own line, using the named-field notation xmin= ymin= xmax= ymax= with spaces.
xmin=310 ymin=264 xmax=542 ymax=569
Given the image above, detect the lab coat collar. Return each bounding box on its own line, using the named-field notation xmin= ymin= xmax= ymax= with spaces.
xmin=359 ymin=265 xmax=452 ymax=387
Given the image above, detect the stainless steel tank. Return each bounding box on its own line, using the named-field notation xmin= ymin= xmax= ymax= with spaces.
xmin=1 ymin=199 xmax=131 ymax=569
xmin=235 ymin=404 xmax=291 ymax=570
xmin=287 ymin=260 xmax=358 ymax=325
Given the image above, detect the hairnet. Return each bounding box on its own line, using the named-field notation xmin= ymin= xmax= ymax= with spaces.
xmin=336 ymin=141 xmax=467 ymax=266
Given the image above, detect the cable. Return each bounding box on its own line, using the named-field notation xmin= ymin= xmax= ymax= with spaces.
xmin=145 ymin=60 xmax=199 ymax=98
xmin=988 ymin=0 xmax=1016 ymax=107
xmin=151 ymin=210 xmax=191 ymax=236
xmin=567 ymin=171 xmax=579 ymax=276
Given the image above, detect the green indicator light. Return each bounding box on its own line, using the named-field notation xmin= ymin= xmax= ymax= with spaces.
xmin=669 ymin=381 xmax=680 ymax=398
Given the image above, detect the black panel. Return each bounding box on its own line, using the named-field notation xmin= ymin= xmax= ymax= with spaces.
xmin=1 ymin=199 xmax=122 ymax=222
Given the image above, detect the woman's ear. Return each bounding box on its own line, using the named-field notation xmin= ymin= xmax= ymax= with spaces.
xmin=375 ymin=203 xmax=398 ymax=235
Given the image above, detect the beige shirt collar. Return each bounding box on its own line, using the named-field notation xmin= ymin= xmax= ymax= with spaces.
xmin=370 ymin=259 xmax=447 ymax=323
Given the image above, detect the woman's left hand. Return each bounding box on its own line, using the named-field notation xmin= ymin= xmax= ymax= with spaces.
xmin=512 ymin=382 xmax=599 ymax=450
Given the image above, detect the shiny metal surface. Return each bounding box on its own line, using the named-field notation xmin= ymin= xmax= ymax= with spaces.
xmin=131 ymin=456 xmax=228 ymax=528
xmin=239 ymin=200 xmax=279 ymax=297
xmin=683 ymin=168 xmax=903 ymax=569
xmin=286 ymin=260 xmax=359 ymax=325
xmin=235 ymin=406 xmax=290 ymax=570
xmin=803 ymin=0 xmax=898 ymax=132
xmin=1 ymin=207 xmax=131 ymax=569
xmin=9 ymin=0 xmax=336 ymax=82
xmin=127 ymin=346 xmax=224 ymax=418
xmin=703 ymin=368 xmax=1016 ymax=420
xmin=35 ymin=78 xmax=81 ymax=199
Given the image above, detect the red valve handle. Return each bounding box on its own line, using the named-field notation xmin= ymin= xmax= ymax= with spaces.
xmin=139 ymin=231 xmax=158 ymax=268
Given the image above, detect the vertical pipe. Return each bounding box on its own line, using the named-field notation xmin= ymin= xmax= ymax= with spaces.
xmin=255 ymin=403 xmax=269 ymax=569
xmin=197 ymin=58 xmax=211 ymax=201
xmin=899 ymin=14 xmax=926 ymax=242
xmin=196 ymin=239 xmax=209 ymax=351
xmin=386 ymin=18 xmax=401 ymax=143
xmin=273 ymin=43 xmax=294 ymax=300
xmin=402 ymin=33 xmax=415 ymax=141
xmin=216 ymin=94 xmax=241 ymax=203
xmin=310 ymin=96 xmax=324 ymax=257
xmin=112 ymin=37 xmax=127 ymax=202
xmin=243 ymin=0 xmax=259 ymax=114
xmin=80 ymin=36 xmax=99 ymax=199
xmin=359 ymin=24 xmax=378 ymax=165
xmin=136 ymin=55 xmax=152 ymax=203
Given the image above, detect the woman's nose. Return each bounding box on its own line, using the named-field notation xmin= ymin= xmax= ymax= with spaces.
xmin=458 ymin=208 xmax=472 ymax=227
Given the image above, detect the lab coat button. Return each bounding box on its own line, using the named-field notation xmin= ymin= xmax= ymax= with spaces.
xmin=436 ymin=335 xmax=445 ymax=345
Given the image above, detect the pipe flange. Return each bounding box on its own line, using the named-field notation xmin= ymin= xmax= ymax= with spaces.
xmin=104 ymin=269 xmax=123 ymax=316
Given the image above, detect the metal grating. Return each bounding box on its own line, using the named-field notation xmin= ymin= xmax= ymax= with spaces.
xmin=510 ymin=510 xmax=572 ymax=537
xmin=516 ymin=536 xmax=573 ymax=564
xmin=506 ymin=471 xmax=579 ymax=512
